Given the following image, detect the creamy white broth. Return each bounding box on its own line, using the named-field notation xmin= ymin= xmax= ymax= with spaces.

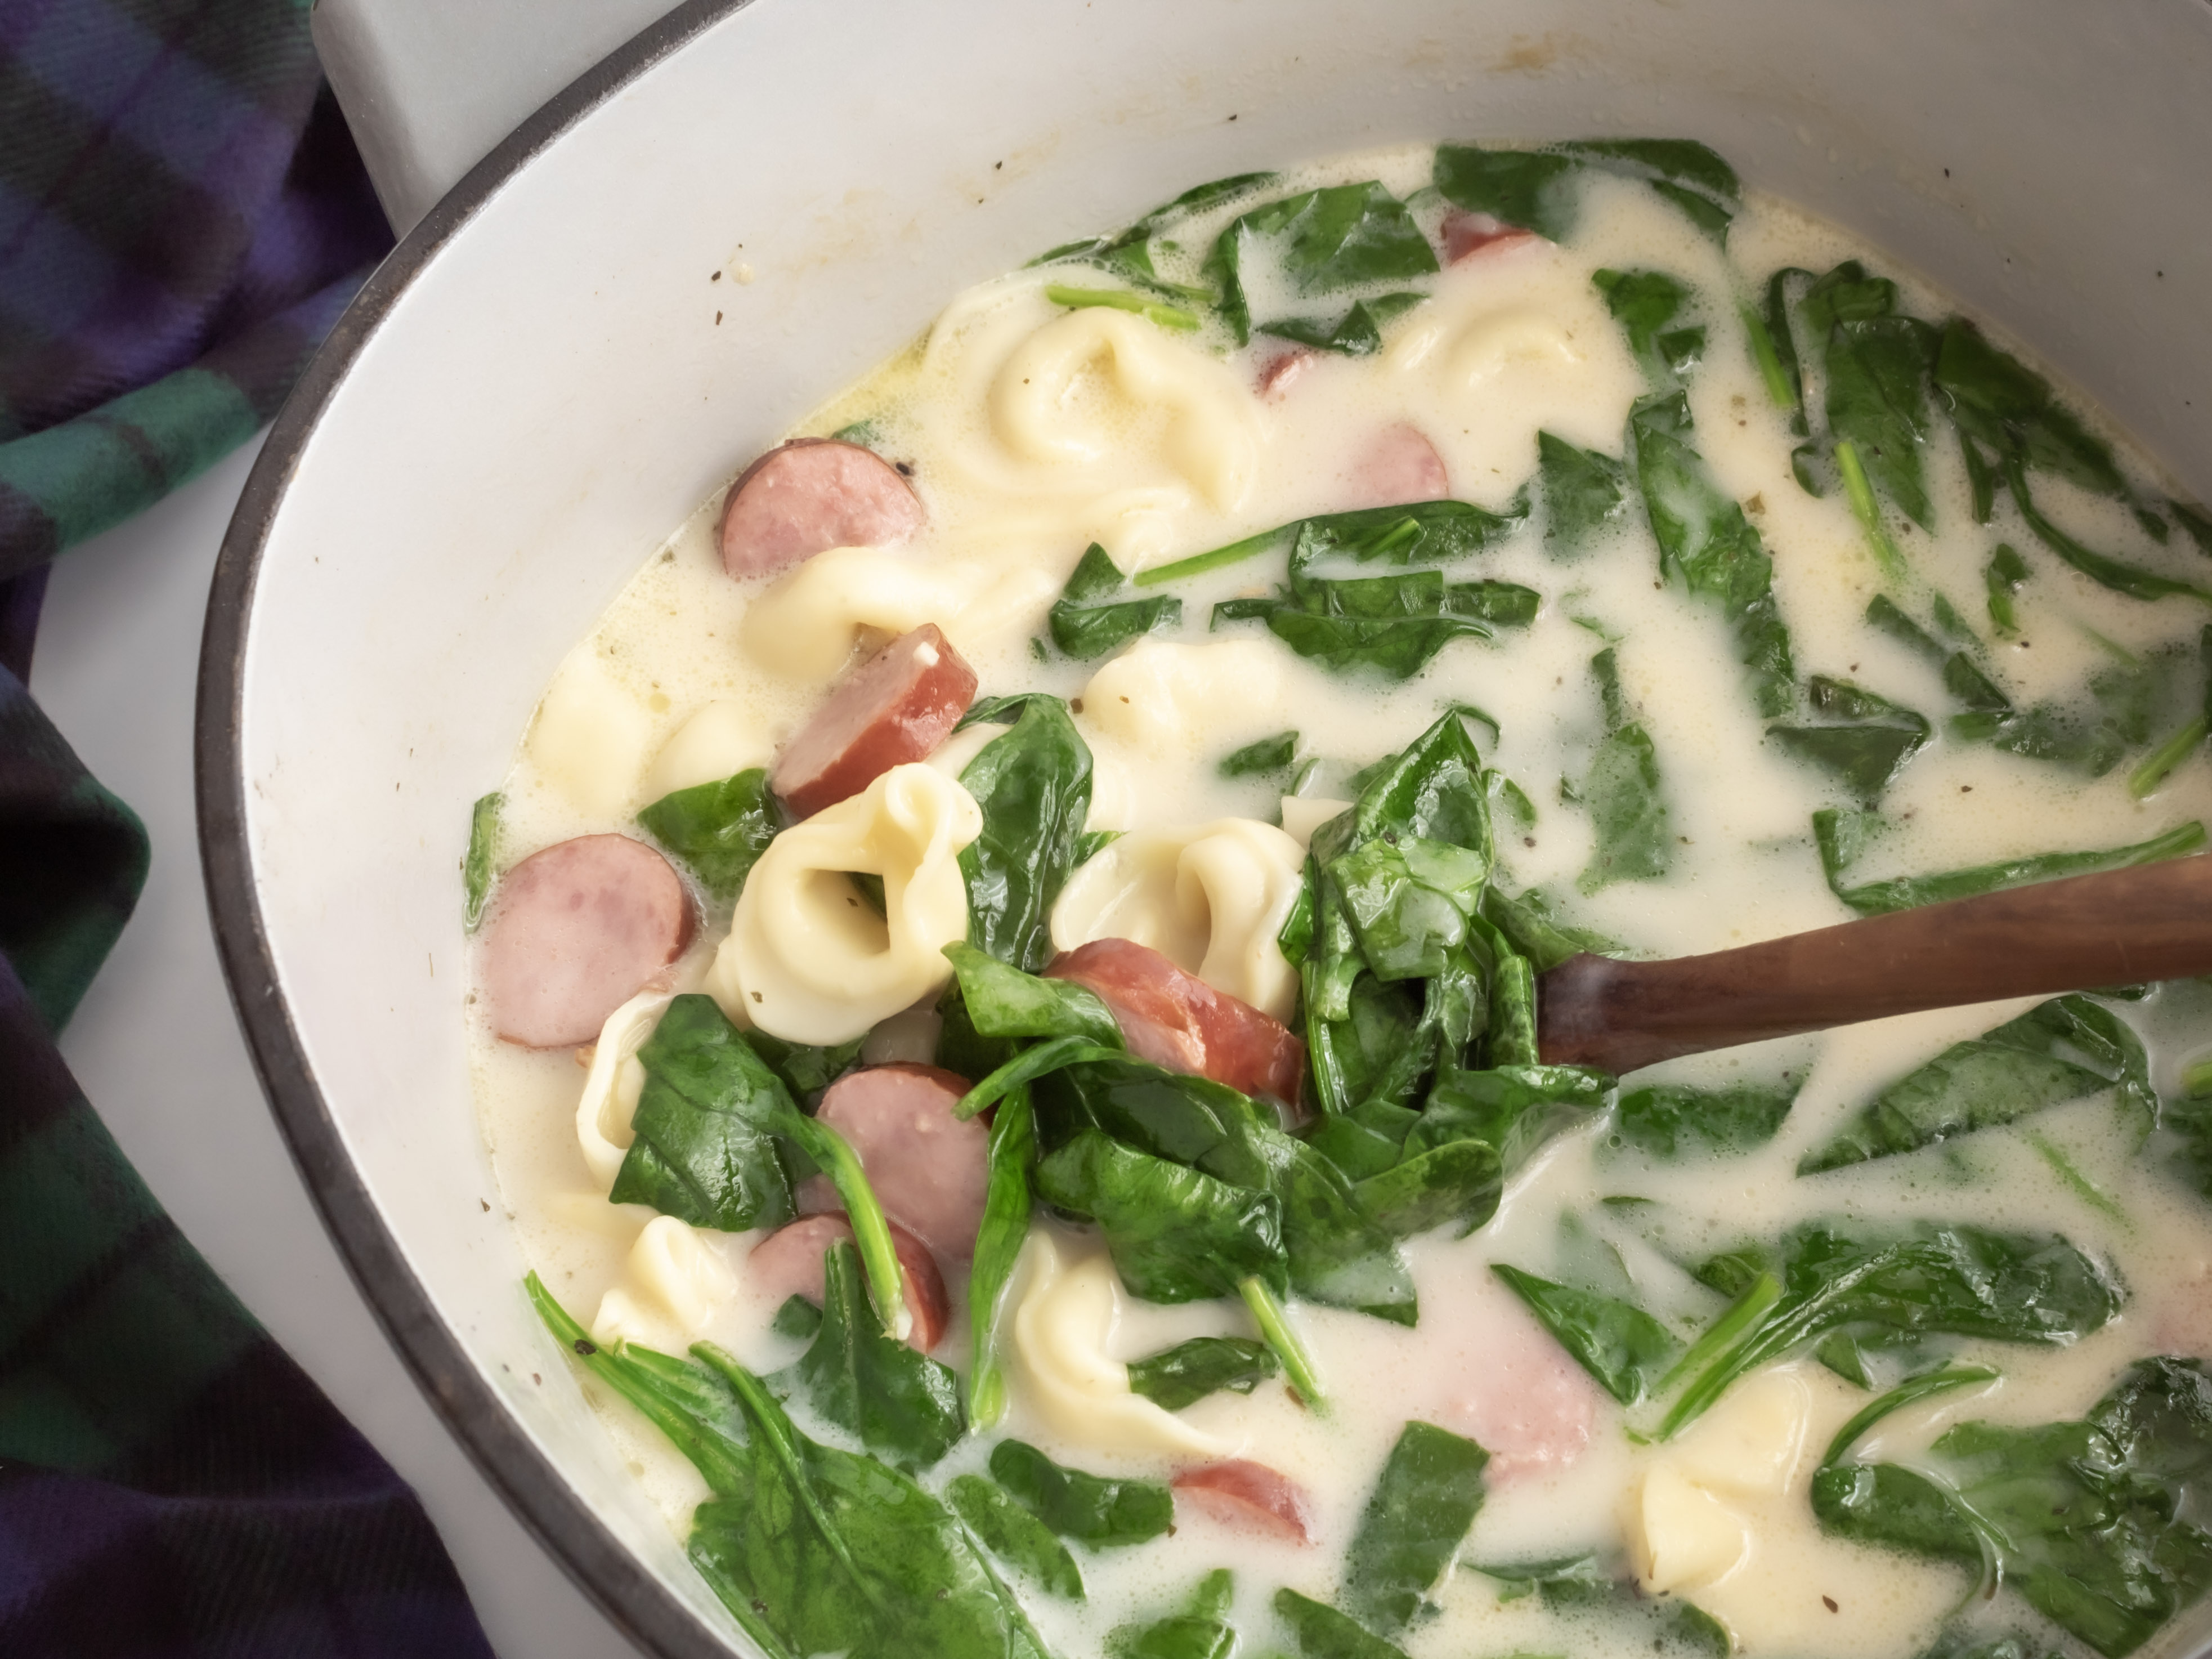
xmin=469 ymin=140 xmax=2212 ymax=1659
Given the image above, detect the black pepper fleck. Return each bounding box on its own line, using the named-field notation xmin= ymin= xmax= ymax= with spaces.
xmin=1824 ymin=1597 xmax=1839 ymax=1613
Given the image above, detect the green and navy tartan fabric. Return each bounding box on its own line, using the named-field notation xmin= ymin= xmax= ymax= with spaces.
xmin=1 ymin=2 xmax=498 ymax=1653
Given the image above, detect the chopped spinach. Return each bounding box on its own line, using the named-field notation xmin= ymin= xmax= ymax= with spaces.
xmin=1660 ymin=1220 xmax=2124 ymax=1438
xmin=1801 ymin=994 xmax=2154 ymax=1173
xmin=463 ymin=790 xmax=501 ymax=929
xmin=1578 ymin=647 xmax=1674 ymax=892
xmin=1469 ymin=1552 xmax=1618 ymax=1606
xmin=1612 ymin=1077 xmax=1799 ymax=1159
xmin=1537 ymin=430 xmax=1631 ymax=555
xmin=1814 ymin=806 xmax=2207 ymax=915
xmin=1035 ymin=1129 xmax=1288 ymax=1303
xmin=1049 ymin=543 xmax=1183 ymax=660
xmin=944 ymin=1473 xmax=1085 ymax=1599
xmin=1109 ymin=1571 xmax=1237 ymax=1659
xmin=771 ymin=1295 xmax=822 ymax=1341
xmin=526 ymin=1277 xmax=1050 ymax=1659
xmin=1220 ymin=729 xmax=1300 ymax=777
xmin=776 ymin=1239 xmax=965 ymax=1468
xmin=1433 ymin=139 xmax=1740 ymax=243
xmin=1035 ymin=171 xmax=1275 ymax=296
xmin=965 ymin=1085 xmax=1036 ymax=1429
xmin=1768 ymin=674 xmax=1931 ymax=803
xmin=1493 ymin=1264 xmax=1679 ymax=1405
xmin=610 ymin=996 xmax=908 ymax=1332
xmin=1145 ymin=496 xmax=1523 ymax=589
xmin=1274 ymin=1589 xmax=1409 ymax=1659
xmin=1262 ymin=292 xmax=1428 ymax=357
xmin=1351 ymin=1137 xmax=1504 ymax=1240
xmin=1986 ymin=542 xmax=2031 ymax=634
xmin=942 ymin=941 xmax=1122 ymax=1047
xmin=1626 ymin=389 xmax=1795 ymax=716
xmin=1044 ymin=282 xmax=1201 ymax=332
xmin=1342 ymin=1420 xmax=1490 ymax=1638
xmin=1202 ymin=181 xmax=1439 ymax=346
xmin=958 ymin=695 xmax=1094 ymax=971
xmin=1593 ymin=267 xmax=1704 ymax=387
xmin=988 ymin=1438 xmax=1175 ymax=1549
xmin=1814 ymin=1357 xmax=2212 ymax=1657
xmin=636 ymin=768 xmax=780 ymax=901
xmin=1125 ymin=1336 xmax=1279 ymax=1410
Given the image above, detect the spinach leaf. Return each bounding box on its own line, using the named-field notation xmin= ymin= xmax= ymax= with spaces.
xmin=637 ymin=768 xmax=779 ymax=901
xmin=1660 ymin=1220 xmax=2125 ymax=1438
xmin=1126 ymin=1337 xmax=1279 ymax=1410
xmin=1986 ymin=543 xmax=2031 ymax=634
xmin=1470 ymin=1552 xmax=1618 ymax=1606
xmin=610 ymin=994 xmax=802 ymax=1231
xmin=1035 ymin=1129 xmax=1287 ymax=1303
xmin=2005 ymin=457 xmax=2212 ymax=606
xmin=1801 ymin=995 xmax=2154 ymax=1173
xmin=1434 ymin=139 xmax=1739 ymax=243
xmin=1045 ymin=283 xmax=1201 ymax=332
xmin=1493 ymin=1264 xmax=1678 ymax=1404
xmin=1274 ymin=1590 xmax=1408 ymax=1659
xmin=944 ymin=1473 xmax=1085 ymax=1599
xmin=1814 ymin=1357 xmax=2212 ymax=1658
xmin=1109 ymin=1571 xmax=1237 ymax=1659
xmin=1935 ymin=318 xmax=2129 ymax=500
xmin=610 ymin=996 xmax=908 ymax=1332
xmin=1480 ymin=885 xmax=1617 ymax=972
xmin=943 ymin=941 xmax=1122 ymax=1047
xmin=1578 ymin=647 xmax=1674 ymax=892
xmin=1221 ymin=730 xmax=1299 ymax=777
xmin=1261 ymin=292 xmax=1427 ymax=357
xmin=966 ymin=1085 xmax=1036 ymax=1429
xmin=989 ymin=1438 xmax=1175 ymax=1549
xmin=1329 ymin=835 xmax=1493 ymax=980
xmin=745 ymin=1029 xmax=865 ymax=1102
xmin=1202 ymin=181 xmax=1439 ymax=346
xmin=959 ymin=696 xmax=1094 ymax=970
xmin=463 ymin=790 xmax=500 ymax=929
xmin=1409 ymin=1065 xmax=1613 ymax=1172
xmin=1627 ymin=390 xmax=1795 ymax=716
xmin=1351 ymin=1138 xmax=1503 ymax=1240
xmin=1049 ymin=543 xmax=1182 ymax=660
xmin=1147 ymin=496 xmax=1524 ymax=588
xmin=1767 ymin=676 xmax=1931 ymax=803
xmin=1593 ymin=268 xmax=1704 ymax=387
xmin=1613 ymin=1077 xmax=1799 ymax=1160
xmin=1814 ymin=806 xmax=2207 ymax=916
xmin=1537 ymin=430 xmax=1630 ymax=555
xmin=1342 ymin=1419 xmax=1490 ymax=1637
xmin=1792 ymin=262 xmax=1938 ymax=535
xmin=526 ymin=1278 xmax=1051 ymax=1659
xmin=772 ymin=1295 xmax=822 ymax=1341
xmin=1036 ymin=171 xmax=1275 ymax=297
xmin=777 ymin=1239 xmax=965 ymax=1468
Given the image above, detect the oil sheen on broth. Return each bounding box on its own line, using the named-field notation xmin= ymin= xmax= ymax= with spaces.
xmin=467 ymin=140 xmax=2212 ymax=1659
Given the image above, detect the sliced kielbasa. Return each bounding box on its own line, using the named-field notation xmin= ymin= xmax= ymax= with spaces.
xmin=1256 ymin=347 xmax=1316 ymax=401
xmin=1345 ymin=423 xmax=1449 ymax=511
xmin=1426 ymin=1275 xmax=1599 ymax=1479
xmin=769 ymin=623 xmax=979 ymax=818
xmin=480 ymin=835 xmax=692 ymax=1048
xmin=718 ymin=437 xmax=925 ymax=579
xmin=1441 ymin=208 xmax=1540 ymax=263
xmin=748 ymin=1211 xmax=951 ymax=1352
xmin=808 ymin=1063 xmax=988 ymax=1260
xmin=1045 ymin=938 xmax=1306 ymax=1108
xmin=1172 ymin=1460 xmax=1316 ymax=1544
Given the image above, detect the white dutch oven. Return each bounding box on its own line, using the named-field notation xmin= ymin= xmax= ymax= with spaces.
xmin=197 ymin=1 xmax=2212 ymax=1654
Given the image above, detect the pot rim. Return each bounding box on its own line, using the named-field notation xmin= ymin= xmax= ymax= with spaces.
xmin=194 ymin=4 xmax=753 ymax=1656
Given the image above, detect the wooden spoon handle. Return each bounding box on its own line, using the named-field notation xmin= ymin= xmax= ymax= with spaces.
xmin=1535 ymin=854 xmax=2212 ymax=1075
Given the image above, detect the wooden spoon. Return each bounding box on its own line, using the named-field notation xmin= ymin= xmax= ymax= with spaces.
xmin=1536 ymin=855 xmax=2212 ymax=1075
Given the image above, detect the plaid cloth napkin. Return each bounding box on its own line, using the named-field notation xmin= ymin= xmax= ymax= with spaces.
xmin=0 ymin=2 xmax=497 ymax=1653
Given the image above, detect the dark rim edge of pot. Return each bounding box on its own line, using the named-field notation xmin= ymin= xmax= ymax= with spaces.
xmin=194 ymin=5 xmax=754 ymax=1657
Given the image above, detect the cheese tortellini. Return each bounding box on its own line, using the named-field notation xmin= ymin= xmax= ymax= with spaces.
xmin=738 ymin=545 xmax=1059 ymax=682
xmin=591 ymin=1216 xmax=735 ymax=1348
xmin=989 ymin=308 xmax=1261 ymax=516
xmin=527 ymin=647 xmax=650 ymax=815
xmin=1628 ymin=1365 xmax=1814 ymax=1595
xmin=1050 ymin=817 xmax=1305 ymax=1021
xmin=1009 ymin=1232 xmax=1234 ymax=1458
xmin=1076 ymin=639 xmax=1286 ymax=756
xmin=708 ymin=763 xmax=982 ymax=1044
xmin=575 ymin=989 xmax=673 ymax=1190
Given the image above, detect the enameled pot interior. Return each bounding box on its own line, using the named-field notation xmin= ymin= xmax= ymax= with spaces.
xmin=202 ymin=1 xmax=2212 ymax=1654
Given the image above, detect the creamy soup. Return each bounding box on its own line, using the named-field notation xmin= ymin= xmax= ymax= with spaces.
xmin=465 ymin=139 xmax=2212 ymax=1659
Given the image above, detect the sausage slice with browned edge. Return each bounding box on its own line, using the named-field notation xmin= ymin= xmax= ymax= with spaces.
xmin=747 ymin=1213 xmax=951 ymax=1352
xmin=1345 ymin=423 xmax=1449 ymax=511
xmin=719 ymin=437 xmax=925 ymax=579
xmin=1172 ymin=1461 xmax=1316 ymax=1544
xmin=771 ymin=623 xmax=979 ymax=817
xmin=481 ymin=834 xmax=693 ymax=1048
xmin=807 ymin=1063 xmax=988 ymax=1261
xmin=1045 ymin=938 xmax=1306 ymax=1108
xmin=1441 ymin=207 xmax=1541 ymax=263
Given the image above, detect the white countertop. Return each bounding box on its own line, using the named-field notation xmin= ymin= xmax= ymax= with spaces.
xmin=34 ymin=440 xmax=644 ymax=1659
